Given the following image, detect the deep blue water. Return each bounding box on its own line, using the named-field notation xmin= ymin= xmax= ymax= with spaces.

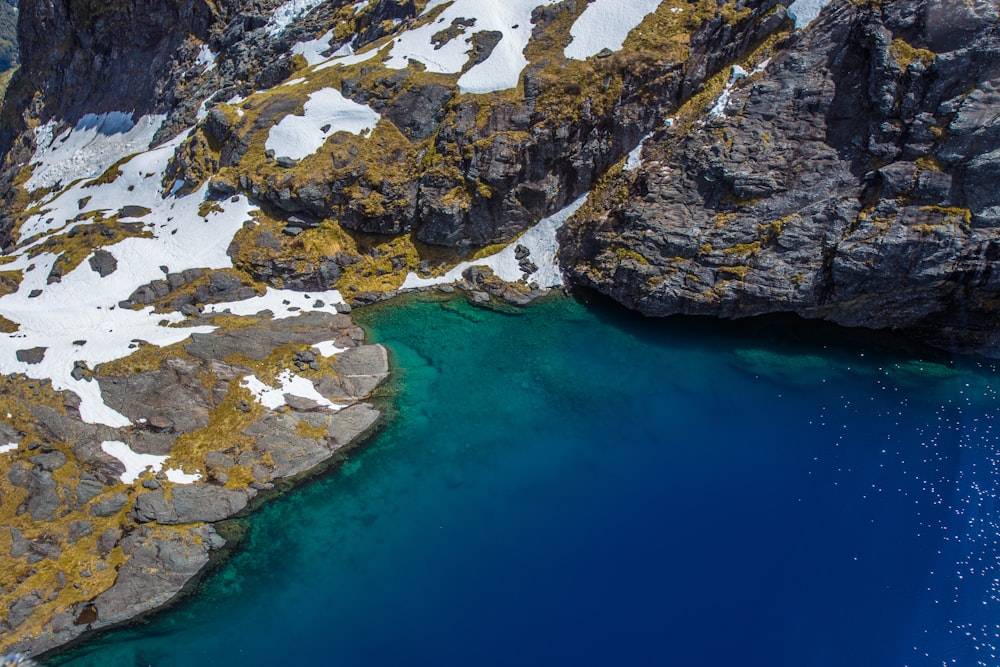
xmin=49 ymin=293 xmax=1000 ymax=666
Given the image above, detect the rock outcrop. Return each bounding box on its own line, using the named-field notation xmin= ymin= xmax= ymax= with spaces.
xmin=560 ymin=0 xmax=1000 ymax=355
xmin=0 ymin=311 xmax=388 ymax=656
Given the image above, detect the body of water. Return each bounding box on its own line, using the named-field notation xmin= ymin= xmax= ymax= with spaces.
xmin=50 ymin=293 xmax=1000 ymax=666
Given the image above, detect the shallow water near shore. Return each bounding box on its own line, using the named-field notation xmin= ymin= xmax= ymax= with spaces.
xmin=49 ymin=293 xmax=1000 ymax=666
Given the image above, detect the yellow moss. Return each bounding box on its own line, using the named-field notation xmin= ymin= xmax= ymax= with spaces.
xmin=295 ymin=420 xmax=330 ymax=439
xmin=920 ymin=205 xmax=971 ymax=225
xmin=83 ymin=154 xmax=138 ymax=188
xmin=612 ymin=246 xmax=650 ymax=265
xmin=889 ymin=38 xmax=936 ymax=69
xmin=718 ymin=265 xmax=750 ymax=279
xmin=759 ymin=213 xmax=799 ymax=242
xmin=722 ymin=241 xmax=762 ymax=256
xmin=915 ymin=155 xmax=943 ymax=171
xmin=198 ymin=200 xmax=225 ymax=217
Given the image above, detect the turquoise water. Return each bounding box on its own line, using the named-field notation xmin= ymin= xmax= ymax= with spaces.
xmin=49 ymin=293 xmax=1000 ymax=666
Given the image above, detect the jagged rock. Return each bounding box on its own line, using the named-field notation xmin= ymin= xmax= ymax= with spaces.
xmin=561 ymin=0 xmax=1000 ymax=356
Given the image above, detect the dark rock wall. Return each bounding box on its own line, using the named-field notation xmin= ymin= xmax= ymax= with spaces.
xmin=560 ymin=0 xmax=1000 ymax=355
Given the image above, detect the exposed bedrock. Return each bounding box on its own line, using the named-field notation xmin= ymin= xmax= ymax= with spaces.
xmin=560 ymin=0 xmax=1000 ymax=356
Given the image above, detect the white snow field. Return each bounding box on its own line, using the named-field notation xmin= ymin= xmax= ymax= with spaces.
xmin=0 ymin=127 xmax=257 ymax=427
xmin=384 ymin=0 xmax=560 ymax=94
xmin=100 ymin=440 xmax=201 ymax=485
xmin=401 ymin=194 xmax=588 ymax=290
xmin=787 ymin=0 xmax=833 ymax=28
xmin=2 ymin=113 xmax=352 ymax=428
xmin=26 ymin=112 xmax=165 ymax=191
xmin=291 ymin=29 xmax=338 ymax=65
xmin=265 ymin=88 xmax=381 ymax=160
xmin=242 ymin=370 xmax=344 ymax=411
xmin=312 ymin=340 xmax=347 ymax=357
xmin=205 ymin=288 xmax=346 ymax=318
xmin=564 ymin=0 xmax=663 ymax=61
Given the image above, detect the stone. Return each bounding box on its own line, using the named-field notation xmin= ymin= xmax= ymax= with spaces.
xmin=91 ymin=493 xmax=128 ymax=517
xmin=88 ymin=249 xmax=118 ymax=277
xmin=15 ymin=347 xmax=46 ymax=364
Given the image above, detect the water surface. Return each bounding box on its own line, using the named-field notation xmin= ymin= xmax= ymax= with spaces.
xmin=50 ymin=293 xmax=1000 ymax=666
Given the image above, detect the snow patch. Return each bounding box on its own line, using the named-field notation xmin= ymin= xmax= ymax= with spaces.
xmin=787 ymin=0 xmax=832 ymax=29
xmin=708 ymin=65 xmax=748 ymax=118
xmin=384 ymin=0 xmax=560 ymax=95
xmin=164 ymin=468 xmax=203 ymax=484
xmin=564 ymin=0 xmax=662 ymax=61
xmin=1 ymin=131 xmax=255 ymax=426
xmin=101 ymin=440 xmax=200 ymax=484
xmin=624 ymin=133 xmax=654 ymax=171
xmin=26 ymin=113 xmax=165 ymax=191
xmin=265 ymin=88 xmax=380 ymax=161
xmin=196 ymin=45 xmax=217 ymax=72
xmin=267 ymin=0 xmax=327 ymax=36
xmin=101 ymin=440 xmax=169 ymax=484
xmin=314 ymin=43 xmax=381 ymax=71
xmin=205 ymin=288 xmax=346 ymax=319
xmin=401 ymin=195 xmax=588 ymax=290
xmin=242 ymin=371 xmax=344 ymax=411
xmin=0 ymin=443 xmax=17 ymax=454
xmin=313 ymin=341 xmax=347 ymax=357
xmin=292 ymin=29 xmax=337 ymax=66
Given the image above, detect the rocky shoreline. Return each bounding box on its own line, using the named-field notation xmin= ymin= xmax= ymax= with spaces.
xmin=1 ymin=310 xmax=388 ymax=656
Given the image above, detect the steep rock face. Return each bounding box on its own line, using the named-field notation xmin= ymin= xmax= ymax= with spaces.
xmin=560 ymin=0 xmax=1000 ymax=355
xmin=167 ymin=0 xmax=788 ymax=248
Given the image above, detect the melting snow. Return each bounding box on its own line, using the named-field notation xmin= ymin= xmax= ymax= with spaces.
xmin=242 ymin=371 xmax=344 ymax=411
xmin=266 ymin=0 xmax=328 ymax=36
xmin=384 ymin=0 xmax=560 ymax=95
xmin=101 ymin=440 xmax=200 ymax=485
xmin=0 ymin=127 xmax=255 ymax=426
xmin=314 ymin=43 xmax=382 ymax=71
xmin=0 ymin=443 xmax=17 ymax=454
xmin=101 ymin=440 xmax=168 ymax=484
xmin=313 ymin=341 xmax=347 ymax=357
xmin=564 ymin=0 xmax=663 ymax=61
xmin=624 ymin=133 xmax=654 ymax=171
xmin=787 ymin=0 xmax=832 ymax=29
xmin=401 ymin=195 xmax=588 ymax=290
xmin=196 ymin=45 xmax=217 ymax=72
xmin=26 ymin=113 xmax=165 ymax=192
xmin=708 ymin=65 xmax=749 ymax=118
xmin=264 ymin=88 xmax=381 ymax=161
xmin=292 ymin=29 xmax=337 ymax=66
xmin=164 ymin=468 xmax=203 ymax=484
xmin=205 ymin=288 xmax=346 ymax=319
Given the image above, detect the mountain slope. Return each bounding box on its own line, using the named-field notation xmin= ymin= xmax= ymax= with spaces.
xmin=0 ymin=0 xmax=996 ymax=657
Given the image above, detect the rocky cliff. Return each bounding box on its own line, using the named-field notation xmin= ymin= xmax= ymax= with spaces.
xmin=0 ymin=0 xmax=997 ymax=658
xmin=560 ymin=0 xmax=1000 ymax=355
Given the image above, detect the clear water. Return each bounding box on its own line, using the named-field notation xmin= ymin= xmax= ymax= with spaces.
xmin=48 ymin=293 xmax=1000 ymax=666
